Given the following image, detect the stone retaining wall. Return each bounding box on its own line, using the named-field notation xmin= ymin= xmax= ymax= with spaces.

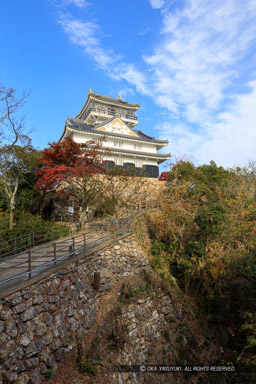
xmin=0 ymin=235 xmax=150 ymax=383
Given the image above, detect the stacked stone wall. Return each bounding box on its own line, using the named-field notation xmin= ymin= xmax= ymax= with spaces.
xmin=0 ymin=236 xmax=150 ymax=383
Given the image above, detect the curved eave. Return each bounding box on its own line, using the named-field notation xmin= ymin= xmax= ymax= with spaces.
xmin=99 ymin=147 xmax=171 ymax=163
xmin=59 ymin=125 xmax=68 ymax=142
xmin=76 ymin=94 xmax=140 ymax=119
xmin=66 ymin=126 xmax=169 ymax=147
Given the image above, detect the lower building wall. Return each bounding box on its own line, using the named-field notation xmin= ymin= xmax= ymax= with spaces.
xmin=104 ymin=161 xmax=159 ymax=178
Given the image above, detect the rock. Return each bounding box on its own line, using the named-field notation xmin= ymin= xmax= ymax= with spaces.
xmin=45 ymin=357 xmax=56 ymax=368
xmin=105 ymin=282 xmax=112 ymax=290
xmin=49 ymin=304 xmax=57 ymax=313
xmin=18 ymin=322 xmax=26 ymax=334
xmin=14 ymin=300 xmax=32 ymax=314
xmin=40 ymin=363 xmax=48 ymax=374
xmin=50 ymin=338 xmax=62 ymax=351
xmin=3 ymin=356 xmax=16 ymax=369
xmin=54 ymin=347 xmax=65 ymax=361
xmin=0 ymin=332 xmax=7 ymax=346
xmin=25 ymin=358 xmax=39 ymax=369
xmin=62 ymin=280 xmax=70 ymax=290
xmin=21 ymin=307 xmax=35 ymax=322
xmin=48 ymin=287 xmax=56 ymax=296
xmin=0 ymin=320 xmax=4 ymax=333
xmin=0 ymin=340 xmax=16 ymax=361
xmin=15 ymin=346 xmax=24 ymax=360
xmin=42 ymin=333 xmax=53 ymax=345
xmin=20 ymin=333 xmax=32 ymax=347
xmin=65 ymin=306 xmax=74 ymax=317
xmin=30 ymin=369 xmax=42 ymax=384
xmin=6 ymin=320 xmax=17 ymax=336
xmin=0 ymin=308 xmax=11 ymax=321
xmin=18 ymin=373 xmax=29 ymax=384
xmin=16 ymin=361 xmax=26 ymax=373
xmin=3 ymin=372 xmax=18 ymax=383
xmin=38 ymin=347 xmax=50 ymax=363
xmin=25 ymin=341 xmax=42 ymax=357
xmin=35 ymin=322 xmax=46 ymax=337
xmin=33 ymin=295 xmax=43 ymax=305
xmin=35 ymin=339 xmax=43 ymax=352
xmin=44 ymin=315 xmax=52 ymax=325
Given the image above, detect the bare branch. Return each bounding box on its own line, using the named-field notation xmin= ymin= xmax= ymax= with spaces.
xmin=0 ymin=84 xmax=31 ymax=148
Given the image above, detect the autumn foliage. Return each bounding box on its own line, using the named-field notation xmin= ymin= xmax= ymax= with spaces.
xmin=148 ymin=160 xmax=256 ymax=373
xmin=35 ymin=137 xmax=105 ymax=192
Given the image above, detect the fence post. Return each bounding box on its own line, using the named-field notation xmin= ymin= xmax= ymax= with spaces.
xmin=92 ymin=271 xmax=101 ymax=290
xmin=14 ymin=238 xmax=17 ymax=256
xmin=53 ymin=243 xmax=57 ymax=267
xmin=28 ymin=250 xmax=32 ymax=280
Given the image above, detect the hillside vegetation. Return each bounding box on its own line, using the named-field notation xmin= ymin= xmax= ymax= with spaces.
xmin=147 ymin=160 xmax=256 ymax=375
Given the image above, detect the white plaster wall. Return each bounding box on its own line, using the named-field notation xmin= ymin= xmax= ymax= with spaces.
xmin=69 ymin=132 xmax=160 ymax=167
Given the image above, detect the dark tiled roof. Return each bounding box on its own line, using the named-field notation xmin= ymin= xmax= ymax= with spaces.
xmin=66 ymin=117 xmax=168 ymax=145
xmin=90 ymin=92 xmax=139 ymax=107
xmin=98 ymin=146 xmax=170 ymax=160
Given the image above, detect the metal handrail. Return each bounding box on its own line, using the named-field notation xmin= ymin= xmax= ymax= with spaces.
xmin=0 ymin=200 xmax=159 ymax=288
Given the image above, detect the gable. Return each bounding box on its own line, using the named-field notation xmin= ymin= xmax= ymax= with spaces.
xmin=95 ymin=118 xmax=138 ymax=137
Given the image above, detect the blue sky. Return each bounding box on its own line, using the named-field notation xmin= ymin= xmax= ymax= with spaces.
xmin=1 ymin=0 xmax=256 ymax=169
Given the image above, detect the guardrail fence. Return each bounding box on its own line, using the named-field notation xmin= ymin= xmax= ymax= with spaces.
xmin=0 ymin=199 xmax=159 ymax=289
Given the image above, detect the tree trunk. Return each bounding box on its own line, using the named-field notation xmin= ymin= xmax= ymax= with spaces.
xmin=9 ymin=177 xmax=19 ymax=230
xmin=80 ymin=209 xmax=87 ymax=229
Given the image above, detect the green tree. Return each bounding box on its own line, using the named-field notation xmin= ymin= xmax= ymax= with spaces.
xmin=0 ymin=145 xmax=40 ymax=229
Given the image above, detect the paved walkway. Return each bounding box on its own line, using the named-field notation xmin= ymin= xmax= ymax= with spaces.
xmin=0 ymin=219 xmax=127 ymax=298
xmin=0 ymin=201 xmax=158 ymax=299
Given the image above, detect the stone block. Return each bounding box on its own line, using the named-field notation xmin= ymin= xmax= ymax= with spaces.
xmin=20 ymin=333 xmax=33 ymax=347
xmin=21 ymin=307 xmax=35 ymax=322
xmin=14 ymin=299 xmax=32 ymax=314
xmin=35 ymin=321 xmax=47 ymax=337
xmin=0 ymin=340 xmax=16 ymax=361
xmin=42 ymin=333 xmax=53 ymax=346
xmin=3 ymin=372 xmax=18 ymax=383
xmin=25 ymin=357 xmax=39 ymax=369
xmin=18 ymin=373 xmax=29 ymax=384
xmin=0 ymin=308 xmax=12 ymax=321
xmin=30 ymin=369 xmax=42 ymax=384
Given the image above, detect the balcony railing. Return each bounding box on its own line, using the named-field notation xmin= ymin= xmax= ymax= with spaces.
xmin=85 ymin=107 xmax=138 ymax=121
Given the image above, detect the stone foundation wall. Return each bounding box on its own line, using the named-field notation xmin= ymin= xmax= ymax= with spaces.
xmin=0 ymin=236 xmax=150 ymax=384
xmin=112 ymin=292 xmax=175 ymax=384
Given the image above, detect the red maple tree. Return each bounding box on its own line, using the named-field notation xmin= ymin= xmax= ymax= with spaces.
xmin=35 ymin=137 xmax=106 ymax=226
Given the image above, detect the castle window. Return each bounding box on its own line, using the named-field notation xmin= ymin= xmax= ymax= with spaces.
xmin=114 ymin=141 xmax=123 ymax=147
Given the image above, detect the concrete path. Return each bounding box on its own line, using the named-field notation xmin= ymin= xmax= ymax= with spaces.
xmin=0 ymin=220 xmax=123 ymax=296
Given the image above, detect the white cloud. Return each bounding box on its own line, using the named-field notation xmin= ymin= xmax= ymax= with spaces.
xmin=144 ymin=0 xmax=256 ymax=165
xmin=114 ymin=64 xmax=150 ymax=95
xmin=58 ymin=15 xmax=117 ymax=70
xmin=145 ymin=0 xmax=256 ymax=119
xmin=158 ymin=81 xmax=256 ymax=166
xmin=117 ymin=87 xmax=134 ymax=99
xmin=148 ymin=0 xmax=165 ymax=9
xmin=58 ymin=14 xmax=150 ymax=94
xmin=63 ymin=0 xmax=88 ymax=8
xmin=56 ymin=0 xmax=256 ymax=166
